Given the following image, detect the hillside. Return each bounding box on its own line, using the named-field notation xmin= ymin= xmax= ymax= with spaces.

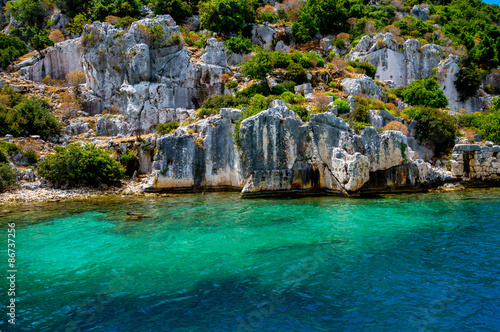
xmin=0 ymin=0 xmax=500 ymax=198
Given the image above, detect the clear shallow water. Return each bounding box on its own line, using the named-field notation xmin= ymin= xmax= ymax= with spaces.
xmin=1 ymin=189 xmax=500 ymax=331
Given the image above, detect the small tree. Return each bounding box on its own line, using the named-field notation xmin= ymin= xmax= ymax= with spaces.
xmin=66 ymin=70 xmax=86 ymax=86
xmin=37 ymin=144 xmax=124 ymax=187
xmin=199 ymin=0 xmax=256 ymax=35
xmin=402 ymin=78 xmax=448 ymax=108
xmin=241 ymin=48 xmax=273 ymax=80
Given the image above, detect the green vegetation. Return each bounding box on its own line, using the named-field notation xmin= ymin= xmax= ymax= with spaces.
xmin=401 ymin=106 xmax=457 ymax=153
xmin=152 ymin=0 xmax=196 ymax=24
xmin=199 ymin=0 xmax=255 ymax=35
xmin=198 ymin=94 xmax=250 ymax=117
xmin=454 ymin=64 xmax=483 ymax=102
xmin=224 ymin=34 xmax=253 ymax=54
xmin=225 ymin=80 xmax=238 ymax=90
xmin=0 ymin=33 xmax=29 ymax=68
xmin=401 ymin=78 xmax=448 ymax=109
xmin=458 ymin=98 xmax=500 ymax=144
xmin=0 ymin=163 xmax=16 ymax=191
xmin=286 ymin=63 xmax=308 ymax=84
xmin=347 ymin=61 xmax=376 ymax=79
xmin=291 ymin=105 xmax=309 ymax=122
xmin=0 ymin=88 xmax=62 ymax=139
xmin=0 ymin=141 xmax=38 ymax=165
xmin=37 ymin=144 xmax=124 ymax=187
xmin=241 ymin=48 xmax=273 ymax=80
xmin=334 ymin=99 xmax=350 ymax=114
xmin=156 ymin=121 xmax=180 ymax=135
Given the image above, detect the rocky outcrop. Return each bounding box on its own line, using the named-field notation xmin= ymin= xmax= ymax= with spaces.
xmin=81 ymin=15 xmax=226 ymax=134
xmin=348 ymin=34 xmax=484 ymax=112
xmin=341 ymin=76 xmax=382 ymax=99
xmin=145 ymin=102 xmax=453 ymax=196
xmin=436 ymin=55 xmax=485 ymax=112
xmin=411 ymin=5 xmax=430 ymax=21
xmin=349 ymin=34 xmax=444 ymax=88
xmin=14 ymin=38 xmax=84 ymax=82
xmin=450 ymin=143 xmax=500 ymax=181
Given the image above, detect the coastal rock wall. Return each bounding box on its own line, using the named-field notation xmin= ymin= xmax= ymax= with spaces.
xmin=145 ymin=101 xmax=453 ymax=196
xmin=451 ymin=144 xmax=500 ymax=181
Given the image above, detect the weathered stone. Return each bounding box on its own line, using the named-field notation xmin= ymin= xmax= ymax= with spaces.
xmin=454 ymin=144 xmax=481 ymax=152
xmin=341 ymin=76 xmax=382 ymax=99
xmin=411 ymin=5 xmax=430 ymax=21
xmin=16 ymin=38 xmax=84 ymax=82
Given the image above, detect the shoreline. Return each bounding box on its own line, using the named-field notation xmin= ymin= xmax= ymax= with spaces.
xmin=1 ymin=179 xmax=499 ymax=206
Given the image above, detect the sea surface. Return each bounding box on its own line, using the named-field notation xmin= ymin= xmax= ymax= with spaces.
xmin=1 ymin=189 xmax=500 ymax=331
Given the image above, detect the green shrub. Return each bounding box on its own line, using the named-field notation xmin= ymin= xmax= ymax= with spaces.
xmin=225 ymin=81 xmax=238 ymax=90
xmin=23 ymin=150 xmax=38 ymax=164
xmin=298 ymin=52 xmax=325 ymax=68
xmin=333 ymin=38 xmax=345 ymax=49
xmin=66 ymin=13 xmax=91 ymax=35
xmin=90 ymin=0 xmax=142 ymax=21
xmin=225 ymin=34 xmax=253 ymax=54
xmin=347 ymin=61 xmax=376 ymax=79
xmin=152 ymin=0 xmax=193 ymax=24
xmin=0 ymin=163 xmax=16 ymax=191
xmin=455 ymin=66 xmax=482 ymax=102
xmin=0 ymin=33 xmax=28 ymax=68
xmin=401 ymin=107 xmax=457 ymax=153
xmin=286 ymin=63 xmax=308 ymax=84
xmin=458 ymin=103 xmax=500 ymax=144
xmin=401 ymin=78 xmax=448 ymax=108
xmin=351 ymin=122 xmax=370 ymax=133
xmin=37 ymin=144 xmax=125 ymax=187
xmin=291 ymin=105 xmax=309 ymax=122
xmin=241 ymin=48 xmax=273 ymax=79
xmin=0 ymin=89 xmax=62 ymax=139
xmin=271 ymin=84 xmax=288 ymax=95
xmin=334 ymin=99 xmax=350 ymax=114
xmin=235 ymin=82 xmax=270 ymax=98
xmin=156 ymin=121 xmax=180 ymax=135
xmin=277 ymin=8 xmax=287 ymax=21
xmin=117 ymin=16 xmax=138 ymax=28
xmin=199 ymin=0 xmax=256 ymax=35
xmin=271 ymin=51 xmax=292 ymax=69
xmin=281 ymin=80 xmax=296 ymax=92
xmin=120 ymin=151 xmax=140 ymax=177
xmin=260 ymin=12 xmax=277 ymax=23
xmin=198 ymin=94 xmax=250 ymax=116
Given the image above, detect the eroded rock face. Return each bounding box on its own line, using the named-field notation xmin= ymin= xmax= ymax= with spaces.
xmin=15 ymin=38 xmax=84 ymax=82
xmin=349 ymin=34 xmax=444 ymax=88
xmin=437 ymin=55 xmax=485 ymax=112
xmin=411 ymin=5 xmax=430 ymax=21
xmin=145 ymin=102 xmax=451 ymax=195
xmin=81 ymin=15 xmax=226 ymax=134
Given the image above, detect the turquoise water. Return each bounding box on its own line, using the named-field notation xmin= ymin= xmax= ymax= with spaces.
xmin=1 ymin=189 xmax=500 ymax=331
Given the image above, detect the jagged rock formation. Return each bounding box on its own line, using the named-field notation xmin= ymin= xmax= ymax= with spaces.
xmin=437 ymin=55 xmax=485 ymax=112
xmin=145 ymin=101 xmax=453 ymax=196
xmin=80 ymin=15 xmax=227 ymax=134
xmin=14 ymin=39 xmax=84 ymax=82
xmin=347 ymin=33 xmax=485 ymax=112
xmin=348 ymin=33 xmax=443 ymax=87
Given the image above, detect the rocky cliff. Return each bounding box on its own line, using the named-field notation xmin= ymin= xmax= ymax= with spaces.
xmin=145 ymin=100 xmax=453 ymax=196
xmin=81 ymin=15 xmax=227 ymax=134
xmin=347 ymin=33 xmax=485 ymax=112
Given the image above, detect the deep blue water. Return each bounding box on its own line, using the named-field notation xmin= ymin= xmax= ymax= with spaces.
xmin=1 ymin=189 xmax=500 ymax=331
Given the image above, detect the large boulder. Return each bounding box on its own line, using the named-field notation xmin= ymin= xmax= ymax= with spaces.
xmin=341 ymin=76 xmax=382 ymax=99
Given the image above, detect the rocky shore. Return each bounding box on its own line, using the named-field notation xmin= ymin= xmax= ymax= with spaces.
xmin=0 ymin=178 xmax=148 ymax=205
